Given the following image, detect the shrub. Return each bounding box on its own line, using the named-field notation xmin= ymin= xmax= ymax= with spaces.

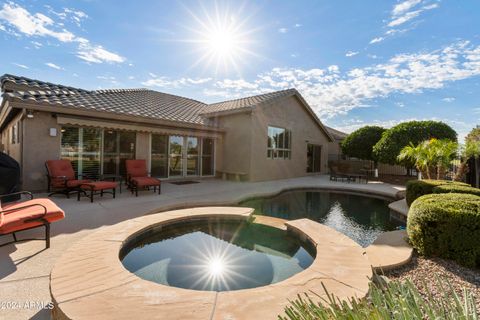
xmin=373 ymin=121 xmax=457 ymax=165
xmin=341 ymin=126 xmax=386 ymax=162
xmin=433 ymin=184 xmax=480 ymax=197
xmin=280 ymin=278 xmax=478 ymax=319
xmin=407 ymin=193 xmax=480 ymax=267
xmin=405 ymin=179 xmax=469 ymax=206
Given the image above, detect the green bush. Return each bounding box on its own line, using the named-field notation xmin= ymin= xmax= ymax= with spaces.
xmin=433 ymin=184 xmax=480 ymax=197
xmin=405 ymin=179 xmax=469 ymax=206
xmin=280 ymin=278 xmax=478 ymax=320
xmin=341 ymin=126 xmax=386 ymax=161
xmin=407 ymin=193 xmax=480 ymax=267
xmin=373 ymin=121 xmax=457 ymax=165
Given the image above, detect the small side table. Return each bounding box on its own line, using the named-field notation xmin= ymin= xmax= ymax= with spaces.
xmin=100 ymin=174 xmax=124 ymax=193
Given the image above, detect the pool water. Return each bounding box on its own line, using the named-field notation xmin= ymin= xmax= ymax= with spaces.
xmin=120 ymin=220 xmax=315 ymax=292
xmin=239 ymin=190 xmax=404 ymax=247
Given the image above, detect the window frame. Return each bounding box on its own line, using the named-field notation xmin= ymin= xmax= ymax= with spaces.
xmin=267 ymin=125 xmax=292 ymax=160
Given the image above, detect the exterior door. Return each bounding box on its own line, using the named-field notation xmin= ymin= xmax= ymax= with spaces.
xmin=307 ymin=144 xmax=322 ymax=173
xmin=169 ymin=136 xmax=183 ymax=177
xmin=186 ymin=137 xmax=199 ymax=176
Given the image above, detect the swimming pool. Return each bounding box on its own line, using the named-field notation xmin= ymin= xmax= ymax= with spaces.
xmin=239 ymin=190 xmax=404 ymax=247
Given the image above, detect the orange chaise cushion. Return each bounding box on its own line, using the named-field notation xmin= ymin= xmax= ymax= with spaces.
xmin=126 ymin=160 xmax=148 ymax=178
xmin=0 ymin=199 xmax=65 ymax=234
xmin=131 ymin=177 xmax=161 ymax=187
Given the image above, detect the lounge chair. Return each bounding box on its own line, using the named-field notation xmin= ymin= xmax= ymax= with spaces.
xmin=0 ymin=192 xmax=65 ymax=248
xmin=45 ymin=160 xmax=92 ymax=198
xmin=329 ymin=165 xmax=350 ymax=182
xmin=125 ymin=160 xmax=161 ymax=197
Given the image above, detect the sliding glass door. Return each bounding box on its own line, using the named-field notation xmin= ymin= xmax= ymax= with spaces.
xmin=186 ymin=137 xmax=199 ymax=176
xmin=169 ymin=136 xmax=184 ymax=177
xmin=61 ymin=127 xmax=101 ymax=178
xmin=151 ymin=134 xmax=169 ymax=178
xmin=103 ymin=130 xmax=136 ymax=177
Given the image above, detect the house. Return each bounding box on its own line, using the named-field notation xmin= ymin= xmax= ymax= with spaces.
xmin=325 ymin=125 xmax=348 ymax=161
xmin=0 ymin=74 xmax=334 ymax=191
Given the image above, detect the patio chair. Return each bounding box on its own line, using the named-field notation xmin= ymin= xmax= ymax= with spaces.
xmin=45 ymin=160 xmax=92 ymax=198
xmin=0 ymin=191 xmax=65 ymax=248
xmin=125 ymin=160 xmax=161 ymax=197
xmin=329 ymin=165 xmax=350 ymax=182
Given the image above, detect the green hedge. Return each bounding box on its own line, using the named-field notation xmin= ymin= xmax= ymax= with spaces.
xmin=405 ymin=179 xmax=469 ymax=206
xmin=407 ymin=193 xmax=480 ymax=267
xmin=433 ymin=184 xmax=480 ymax=197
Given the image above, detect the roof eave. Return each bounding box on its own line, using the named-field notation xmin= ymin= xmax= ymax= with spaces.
xmin=7 ymin=98 xmax=225 ymax=133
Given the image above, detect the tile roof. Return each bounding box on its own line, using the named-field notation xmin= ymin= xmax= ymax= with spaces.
xmin=0 ymin=74 xmax=331 ymax=142
xmin=1 ymin=74 xmax=209 ymax=125
xmin=199 ymin=89 xmax=297 ymax=115
xmin=325 ymin=126 xmax=348 ymax=140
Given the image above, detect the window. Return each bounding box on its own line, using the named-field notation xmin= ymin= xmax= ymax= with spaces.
xmin=11 ymin=123 xmax=18 ymax=144
xmin=61 ymin=127 xmax=101 ymax=179
xmin=267 ymin=126 xmax=291 ymax=159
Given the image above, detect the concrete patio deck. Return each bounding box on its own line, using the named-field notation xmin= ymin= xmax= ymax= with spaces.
xmin=0 ymin=175 xmax=405 ymax=320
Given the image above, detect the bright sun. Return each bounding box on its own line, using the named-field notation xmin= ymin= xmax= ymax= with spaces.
xmin=181 ymin=3 xmax=258 ymax=75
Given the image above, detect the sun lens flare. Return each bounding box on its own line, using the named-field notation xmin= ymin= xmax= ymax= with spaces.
xmin=207 ymin=256 xmax=225 ymax=277
xmin=180 ymin=2 xmax=259 ymax=75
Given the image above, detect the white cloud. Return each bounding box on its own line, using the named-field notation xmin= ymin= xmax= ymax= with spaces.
xmin=369 ymin=37 xmax=384 ymax=44
xmin=396 ymin=102 xmax=405 ymax=108
xmin=12 ymin=62 xmax=28 ymax=69
xmin=278 ymin=27 xmax=288 ymax=33
xmin=345 ymin=51 xmax=359 ymax=57
xmin=128 ymin=76 xmax=135 ymax=80
xmin=294 ymin=23 xmax=302 ymax=28
xmin=45 ymin=62 xmax=63 ymax=70
xmin=0 ymin=2 xmax=75 ymax=42
xmin=370 ymin=1 xmax=439 ymax=45
xmin=0 ymin=2 xmax=125 ymax=64
xmin=388 ymin=9 xmax=422 ymax=27
xmin=142 ymin=76 xmax=212 ymax=88
xmin=76 ymin=41 xmax=125 ymax=64
xmin=442 ymin=97 xmax=455 ymax=102
xmin=392 ymin=0 xmax=422 ymax=16
xmin=201 ymin=41 xmax=480 ymax=119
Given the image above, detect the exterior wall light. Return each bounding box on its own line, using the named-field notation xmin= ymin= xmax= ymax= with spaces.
xmin=26 ymin=110 xmax=34 ymax=118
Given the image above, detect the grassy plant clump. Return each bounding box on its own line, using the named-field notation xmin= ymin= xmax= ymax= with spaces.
xmin=279 ymin=279 xmax=478 ymax=320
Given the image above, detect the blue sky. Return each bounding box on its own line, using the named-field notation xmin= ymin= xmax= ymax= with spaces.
xmin=0 ymin=0 xmax=479 ymax=139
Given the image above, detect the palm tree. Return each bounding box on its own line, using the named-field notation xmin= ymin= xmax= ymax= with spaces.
xmin=398 ymin=139 xmax=458 ymax=180
xmin=454 ymin=139 xmax=480 ymax=182
xmin=429 ymin=139 xmax=458 ymax=179
xmin=398 ymin=141 xmax=434 ymax=179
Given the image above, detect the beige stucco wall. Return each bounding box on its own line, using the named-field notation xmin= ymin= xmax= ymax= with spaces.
xmin=135 ymin=132 xmax=151 ymax=168
xmin=23 ymin=112 xmax=62 ymax=191
xmin=1 ymin=115 xmax=22 ymax=162
xmin=248 ymin=96 xmax=330 ymax=182
xmin=215 ymin=112 xmax=252 ymax=177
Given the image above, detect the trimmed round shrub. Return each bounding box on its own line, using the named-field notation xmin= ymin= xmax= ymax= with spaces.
xmin=340 ymin=126 xmax=386 ymax=161
xmin=373 ymin=121 xmax=457 ymax=165
xmin=405 ymin=179 xmax=469 ymax=206
xmin=407 ymin=193 xmax=480 ymax=267
xmin=433 ymin=184 xmax=480 ymax=197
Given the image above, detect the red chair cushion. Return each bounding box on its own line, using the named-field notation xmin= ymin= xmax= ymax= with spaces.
xmin=126 ymin=160 xmax=148 ymax=178
xmin=79 ymin=181 xmax=118 ymax=191
xmin=66 ymin=179 xmax=92 ymax=188
xmin=46 ymin=160 xmax=76 ymax=188
xmin=0 ymin=198 xmax=65 ymax=234
xmin=131 ymin=177 xmax=161 ymax=187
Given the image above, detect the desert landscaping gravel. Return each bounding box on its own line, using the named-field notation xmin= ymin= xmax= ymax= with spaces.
xmin=385 ymin=253 xmax=480 ymax=309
